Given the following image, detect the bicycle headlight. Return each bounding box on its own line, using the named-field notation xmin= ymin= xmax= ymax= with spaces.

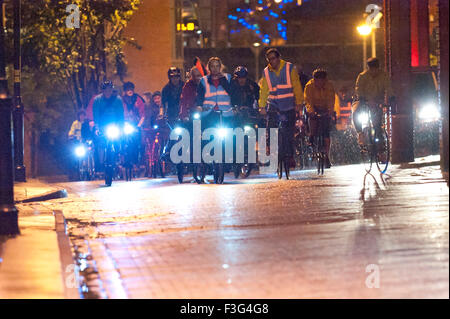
xmin=106 ymin=125 xmax=120 ymax=140
xmin=218 ymin=128 xmax=228 ymax=139
xmin=419 ymin=103 xmax=440 ymax=122
xmin=358 ymin=112 xmax=370 ymax=126
xmin=244 ymin=125 xmax=252 ymax=132
xmin=193 ymin=113 xmax=200 ymax=120
xmin=75 ymin=145 xmax=87 ymax=158
xmin=124 ymin=122 xmax=135 ymax=135
xmin=174 ymin=127 xmax=183 ymax=135
xmin=153 ymin=124 xmax=159 ymax=129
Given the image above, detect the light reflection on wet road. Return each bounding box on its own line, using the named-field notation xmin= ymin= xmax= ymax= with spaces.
xmin=41 ymin=163 xmax=449 ymax=298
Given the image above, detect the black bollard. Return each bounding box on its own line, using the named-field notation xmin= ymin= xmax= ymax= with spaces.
xmin=0 ymin=96 xmax=19 ymax=235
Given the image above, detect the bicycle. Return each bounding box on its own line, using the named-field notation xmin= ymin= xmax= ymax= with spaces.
xmin=294 ymin=113 xmax=313 ymax=170
xmin=74 ymin=139 xmax=95 ymax=181
xmin=357 ymin=103 xmax=390 ymax=174
xmin=233 ymin=105 xmax=261 ymax=179
xmin=203 ymin=105 xmax=236 ymax=184
xmin=276 ymin=111 xmax=292 ymax=180
xmin=310 ymin=112 xmax=329 ymax=175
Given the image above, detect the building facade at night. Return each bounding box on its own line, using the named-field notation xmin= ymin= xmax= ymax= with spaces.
xmin=122 ymin=0 xmax=448 ymax=169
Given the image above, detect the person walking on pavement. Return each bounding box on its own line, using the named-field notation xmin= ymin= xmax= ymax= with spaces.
xmin=304 ymin=68 xmax=336 ymax=168
xmin=162 ymin=67 xmax=184 ymax=126
xmin=353 ymin=57 xmax=395 ymax=146
xmin=258 ymin=48 xmax=304 ymax=163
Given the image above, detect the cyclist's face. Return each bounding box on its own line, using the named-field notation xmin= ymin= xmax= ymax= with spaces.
xmin=153 ymin=95 xmax=161 ymax=106
xmin=209 ymin=61 xmax=221 ymax=76
xmin=315 ymin=78 xmax=326 ymax=88
xmin=191 ymin=69 xmax=203 ymax=84
xmin=103 ymin=87 xmax=113 ymax=98
xmin=125 ymin=89 xmax=134 ymax=97
xmin=267 ymin=53 xmax=280 ymax=69
xmin=237 ymin=77 xmax=247 ymax=86
xmin=170 ymin=76 xmax=181 ymax=86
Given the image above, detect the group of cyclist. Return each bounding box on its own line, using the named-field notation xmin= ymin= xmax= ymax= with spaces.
xmin=68 ymin=47 xmax=395 ymax=183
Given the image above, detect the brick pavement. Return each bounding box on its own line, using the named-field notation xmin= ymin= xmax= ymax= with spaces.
xmin=34 ymin=160 xmax=449 ymax=298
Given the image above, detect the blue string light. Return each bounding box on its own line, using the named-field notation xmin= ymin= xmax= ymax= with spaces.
xmin=228 ymin=0 xmax=304 ymax=43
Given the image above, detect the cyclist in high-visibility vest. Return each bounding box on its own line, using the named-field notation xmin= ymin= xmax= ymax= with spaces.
xmin=196 ymin=57 xmax=235 ymax=129
xmin=258 ymin=48 xmax=304 ymax=163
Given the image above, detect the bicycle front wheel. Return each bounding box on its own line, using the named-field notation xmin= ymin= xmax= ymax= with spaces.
xmin=376 ymin=129 xmax=390 ymax=174
xmin=361 ymin=127 xmax=373 ymax=173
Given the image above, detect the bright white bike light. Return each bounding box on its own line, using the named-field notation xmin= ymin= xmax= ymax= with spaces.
xmin=358 ymin=112 xmax=370 ymax=126
xmin=218 ymin=128 xmax=228 ymax=139
xmin=193 ymin=113 xmax=200 ymax=120
xmin=75 ymin=145 xmax=86 ymax=158
xmin=106 ymin=125 xmax=120 ymax=140
xmin=174 ymin=127 xmax=182 ymax=134
xmin=419 ymin=103 xmax=440 ymax=122
xmin=244 ymin=125 xmax=252 ymax=132
xmin=124 ymin=122 xmax=135 ymax=135
xmin=153 ymin=124 xmax=159 ymax=129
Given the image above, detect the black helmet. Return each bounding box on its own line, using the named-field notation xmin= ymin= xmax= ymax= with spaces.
xmin=234 ymin=66 xmax=248 ymax=78
xmin=123 ymin=81 xmax=135 ymax=92
xmin=101 ymin=80 xmax=114 ymax=90
xmin=313 ymin=68 xmax=327 ymax=80
xmin=168 ymin=67 xmax=181 ymax=78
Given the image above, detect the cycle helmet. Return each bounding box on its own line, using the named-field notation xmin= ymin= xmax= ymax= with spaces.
xmin=312 ymin=68 xmax=327 ymax=80
xmin=168 ymin=67 xmax=181 ymax=78
xmin=234 ymin=66 xmax=248 ymax=78
xmin=101 ymin=80 xmax=114 ymax=90
xmin=123 ymin=81 xmax=135 ymax=92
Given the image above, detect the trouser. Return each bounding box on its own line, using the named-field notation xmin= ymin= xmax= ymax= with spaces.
xmin=266 ymin=109 xmax=296 ymax=157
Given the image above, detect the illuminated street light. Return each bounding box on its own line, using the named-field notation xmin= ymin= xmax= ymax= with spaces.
xmin=357 ymin=23 xmax=373 ymax=70
xmin=357 ymin=24 xmax=372 ymax=36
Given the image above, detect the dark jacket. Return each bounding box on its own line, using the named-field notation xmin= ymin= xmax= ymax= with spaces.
xmin=179 ymin=79 xmax=199 ymax=119
xmin=92 ymin=94 xmax=125 ymax=131
xmin=230 ymin=78 xmax=260 ymax=108
xmin=162 ymin=81 xmax=184 ymax=120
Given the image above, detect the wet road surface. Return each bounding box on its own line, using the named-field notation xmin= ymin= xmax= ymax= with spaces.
xmin=34 ymin=163 xmax=449 ymax=298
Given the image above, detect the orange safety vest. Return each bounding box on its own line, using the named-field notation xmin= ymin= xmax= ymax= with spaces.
xmin=340 ymin=102 xmax=351 ymax=118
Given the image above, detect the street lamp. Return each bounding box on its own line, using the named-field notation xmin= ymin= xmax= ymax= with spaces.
xmin=251 ymin=42 xmax=262 ymax=80
xmin=357 ymin=23 xmax=372 ymax=70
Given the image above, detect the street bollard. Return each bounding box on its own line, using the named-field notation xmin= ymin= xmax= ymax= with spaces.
xmin=0 ymin=96 xmax=20 ymax=235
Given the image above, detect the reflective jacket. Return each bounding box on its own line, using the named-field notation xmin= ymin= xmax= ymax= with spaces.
xmin=259 ymin=60 xmax=303 ymax=111
xmin=196 ymin=73 xmax=233 ymax=117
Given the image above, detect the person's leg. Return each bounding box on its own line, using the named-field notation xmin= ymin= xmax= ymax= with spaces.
xmin=324 ymin=116 xmax=332 ymax=168
xmin=352 ymin=106 xmax=364 ymax=145
xmin=265 ymin=109 xmax=277 ymax=154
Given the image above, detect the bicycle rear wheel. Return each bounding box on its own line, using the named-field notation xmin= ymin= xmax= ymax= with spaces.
xmin=376 ymin=129 xmax=390 ymax=174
